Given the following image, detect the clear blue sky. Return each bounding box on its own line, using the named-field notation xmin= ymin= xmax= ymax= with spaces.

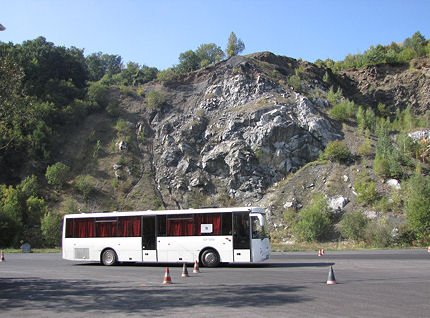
xmin=2 ymin=0 xmax=429 ymax=70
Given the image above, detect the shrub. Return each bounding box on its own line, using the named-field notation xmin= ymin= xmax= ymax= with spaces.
xmin=323 ymin=71 xmax=330 ymax=83
xmin=146 ymin=90 xmax=165 ymax=110
xmin=73 ymin=175 xmax=95 ymax=200
xmin=287 ymin=75 xmax=301 ymax=90
xmin=119 ymin=85 xmax=136 ymax=97
xmin=61 ymin=197 xmax=80 ymax=214
xmin=114 ymin=119 xmax=130 ymax=137
xmin=45 ymin=162 xmax=70 ymax=190
xmin=356 ymin=106 xmax=376 ymax=132
xmin=373 ymin=154 xmax=390 ymax=178
xmin=326 ymin=86 xmax=343 ymax=105
xmin=358 ymin=138 xmax=373 ymax=157
xmin=394 ymin=223 xmax=416 ymax=246
xmin=322 ymin=140 xmax=351 ymax=162
xmin=87 ymin=82 xmax=109 ymax=108
xmin=106 ymin=100 xmax=120 ymax=117
xmin=156 ymin=68 xmax=177 ymax=82
xmin=338 ymin=211 xmax=368 ymax=241
xmin=354 ymin=172 xmax=379 ymax=205
xmin=330 ymin=99 xmax=356 ymax=122
xmin=362 ymin=220 xmax=392 ymax=247
xmin=293 ymin=194 xmax=332 ymax=242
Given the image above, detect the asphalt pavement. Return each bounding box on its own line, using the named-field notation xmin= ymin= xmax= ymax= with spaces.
xmin=0 ymin=249 xmax=429 ymax=317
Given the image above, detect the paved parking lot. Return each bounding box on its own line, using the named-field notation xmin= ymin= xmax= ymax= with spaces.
xmin=0 ymin=249 xmax=429 ymax=317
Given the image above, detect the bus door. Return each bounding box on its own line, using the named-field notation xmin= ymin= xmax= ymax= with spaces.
xmin=250 ymin=213 xmax=271 ymax=262
xmin=233 ymin=213 xmax=251 ymax=262
xmin=142 ymin=216 xmax=157 ymax=262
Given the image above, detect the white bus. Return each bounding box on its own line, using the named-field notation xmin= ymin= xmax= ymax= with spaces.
xmin=62 ymin=207 xmax=270 ymax=267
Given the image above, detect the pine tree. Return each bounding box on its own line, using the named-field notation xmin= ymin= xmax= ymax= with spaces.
xmin=226 ymin=32 xmax=245 ymax=58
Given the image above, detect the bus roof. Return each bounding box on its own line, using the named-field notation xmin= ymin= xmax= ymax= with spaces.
xmin=63 ymin=207 xmax=265 ymax=219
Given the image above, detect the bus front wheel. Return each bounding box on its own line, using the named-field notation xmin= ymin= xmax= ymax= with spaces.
xmin=101 ymin=249 xmax=117 ymax=266
xmin=200 ymin=249 xmax=220 ymax=267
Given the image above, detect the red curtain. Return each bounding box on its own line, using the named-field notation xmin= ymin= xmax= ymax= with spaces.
xmin=167 ymin=217 xmax=193 ymax=236
xmin=96 ymin=219 xmax=117 ymax=237
xmin=66 ymin=219 xmax=73 ymax=238
xmin=194 ymin=214 xmax=221 ymax=235
xmin=118 ymin=217 xmax=141 ymax=237
xmin=74 ymin=218 xmax=95 ymax=238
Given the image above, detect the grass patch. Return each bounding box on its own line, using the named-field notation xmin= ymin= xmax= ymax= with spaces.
xmin=270 ymin=240 xmax=425 ymax=252
xmin=2 ymin=248 xmax=61 ymax=253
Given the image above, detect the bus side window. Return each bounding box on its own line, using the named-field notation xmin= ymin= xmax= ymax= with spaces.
xmin=222 ymin=213 xmax=232 ymax=235
xmin=66 ymin=219 xmax=74 ymax=238
xmin=157 ymin=215 xmax=166 ymax=236
xmin=74 ymin=218 xmax=95 ymax=238
xmin=117 ymin=217 xmax=141 ymax=237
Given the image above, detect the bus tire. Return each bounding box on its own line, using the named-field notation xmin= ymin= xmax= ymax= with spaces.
xmin=200 ymin=248 xmax=220 ymax=267
xmin=101 ymin=248 xmax=117 ymax=266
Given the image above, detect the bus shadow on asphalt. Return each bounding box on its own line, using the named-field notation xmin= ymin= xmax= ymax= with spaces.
xmin=74 ymin=262 xmax=335 ymax=268
xmin=224 ymin=262 xmax=335 ymax=268
xmin=0 ymin=277 xmax=312 ymax=312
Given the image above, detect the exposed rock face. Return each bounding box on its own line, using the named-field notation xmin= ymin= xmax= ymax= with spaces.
xmin=327 ymin=195 xmax=349 ymax=213
xmin=341 ymin=59 xmax=430 ymax=114
xmin=386 ymin=179 xmax=401 ymax=190
xmin=118 ymin=141 xmax=128 ymax=151
xmin=148 ymin=54 xmax=343 ymax=206
xmin=408 ymin=129 xmax=430 ymax=141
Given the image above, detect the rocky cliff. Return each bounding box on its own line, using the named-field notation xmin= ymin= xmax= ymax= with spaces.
xmin=56 ymin=52 xmax=430 ymax=232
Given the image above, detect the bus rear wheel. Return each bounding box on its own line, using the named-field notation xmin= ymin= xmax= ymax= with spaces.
xmin=101 ymin=249 xmax=117 ymax=266
xmin=200 ymin=249 xmax=220 ymax=267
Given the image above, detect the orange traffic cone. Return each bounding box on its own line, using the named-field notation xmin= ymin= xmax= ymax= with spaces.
xmin=181 ymin=263 xmax=189 ymax=278
xmin=0 ymin=251 xmax=5 ymax=262
xmin=321 ymin=248 xmax=325 ymax=255
xmin=162 ymin=267 xmax=172 ymax=284
xmin=428 ymin=246 xmax=430 ymax=253
xmin=318 ymin=249 xmax=322 ymax=257
xmin=326 ymin=266 xmax=336 ymax=285
xmin=193 ymin=260 xmax=200 ymax=273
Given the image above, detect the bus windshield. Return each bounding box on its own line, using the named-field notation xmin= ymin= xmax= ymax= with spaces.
xmin=251 ymin=215 xmax=267 ymax=239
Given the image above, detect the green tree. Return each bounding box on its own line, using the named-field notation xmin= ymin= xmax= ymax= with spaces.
xmin=293 ymin=194 xmax=332 ymax=242
xmin=113 ymin=62 xmax=157 ymax=86
xmin=195 ymin=43 xmax=225 ymax=67
xmin=177 ymin=50 xmax=200 ymax=73
xmin=404 ymin=173 xmax=430 ymax=242
xmin=0 ymin=176 xmax=46 ymax=247
xmin=411 ymin=31 xmax=426 ymax=56
xmin=41 ymin=212 xmax=63 ymax=247
xmin=86 ymin=52 xmax=123 ymax=81
xmin=0 ymin=54 xmax=28 ymax=157
xmin=226 ymin=32 xmax=245 ymax=58
xmin=0 ymin=185 xmax=24 ymax=246
xmin=45 ymin=162 xmax=70 ymax=190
